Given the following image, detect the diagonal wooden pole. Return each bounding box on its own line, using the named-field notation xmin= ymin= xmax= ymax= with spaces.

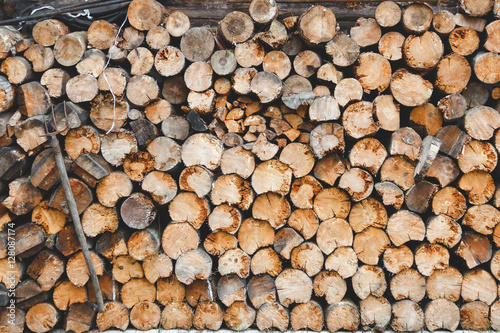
xmin=44 ymin=105 xmax=105 ymax=312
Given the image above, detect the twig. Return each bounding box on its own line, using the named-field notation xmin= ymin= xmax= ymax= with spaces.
xmin=43 ymin=104 xmax=105 ymax=313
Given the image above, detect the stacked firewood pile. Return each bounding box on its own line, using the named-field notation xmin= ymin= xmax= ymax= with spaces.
xmin=1 ymin=0 xmax=500 ymax=331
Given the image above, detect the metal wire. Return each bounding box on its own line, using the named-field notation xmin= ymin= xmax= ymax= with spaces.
xmin=0 ymin=0 xmax=131 ymax=26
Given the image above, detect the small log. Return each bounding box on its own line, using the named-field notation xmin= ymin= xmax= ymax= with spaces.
xmin=141 ymin=170 xmax=177 ymax=205
xmin=352 ymin=265 xmax=387 ymax=300
xmin=290 ymin=301 xmax=324 ymax=331
xmin=193 ymin=301 xmax=223 ymax=330
xmin=291 ymin=242 xmax=323 ymax=276
xmin=27 ymin=249 xmax=64 ymax=291
xmin=414 ymin=243 xmax=449 ymax=276
xmin=247 ymin=274 xmax=276 ymax=309
xmin=96 ymin=301 xmax=129 ymax=331
xmin=256 ymin=20 xmax=288 ymax=49
xmin=130 ymin=301 xmax=161 ymax=331
xmin=426 ymin=214 xmax=462 ymax=248
xmin=218 ymin=11 xmax=254 ymax=44
xmin=234 ymin=40 xmax=265 ymax=68
xmin=391 ymin=68 xmax=433 ymax=107
xmin=53 ymin=280 xmax=87 ymax=311
xmin=313 ymin=270 xmax=346 ymax=304
xmin=32 ymin=19 xmax=69 ymax=46
xmin=250 ymin=247 xmax=282 ymax=277
xmin=250 ymin=71 xmax=282 ymax=103
xmin=297 ymin=5 xmax=335 ymax=46
xmin=474 ymin=52 xmax=500 ymax=84
xmin=354 ymin=52 xmax=391 ymax=93
xmin=458 ymin=170 xmax=495 ymax=205
xmin=98 ymin=67 xmax=128 ymax=96
xmin=166 ymin=10 xmax=190 ymax=37
xmin=126 ymin=47 xmax=154 ymax=76
xmin=66 ymin=250 xmax=104 ymax=287
xmin=25 ymin=303 xmax=59 ymax=333
xmin=375 ymin=1 xmax=401 ymax=27
xmin=13 ymin=223 xmax=45 ymax=259
xmin=383 ymin=245 xmax=413 ymax=274
xmin=463 ymin=204 xmax=500 ymax=235
xmin=112 ymin=255 xmax=143 ymax=284
xmin=204 ymin=231 xmax=237 ymax=256
xmin=169 ymin=192 xmax=209 ymax=228
xmin=185 ymin=279 xmax=216 ymax=307
xmin=324 ymin=247 xmax=358 ymax=279
xmin=461 ymin=269 xmax=497 ymax=305
xmin=273 ymin=227 xmax=303 ymax=259
xmin=432 ymin=186 xmax=467 ymax=220
xmin=121 ymin=278 xmax=156 ymax=309
xmin=403 ymin=2 xmax=433 ymax=34
xmin=252 ymin=192 xmax=290 ymax=229
xmin=317 ymin=62 xmax=343 ymax=84
xmin=256 ymin=302 xmax=289 ymax=331
xmin=217 ymin=274 xmax=246 ymax=306
xmin=275 ymin=268 xmax=312 ymax=306
xmin=127 ymin=228 xmax=160 ymax=261
xmin=378 ymin=31 xmax=405 ymax=61
xmin=147 ymin=136 xmax=181 ymax=172
xmin=380 ymin=156 xmax=415 ymax=191
xmin=391 ymin=300 xmax=424 ymax=332
xmin=161 ymin=222 xmax=198 ymax=260
xmin=1 ymin=56 xmax=32 ymax=84
xmin=24 ymin=44 xmax=54 ymax=73
xmin=122 ymin=151 xmax=154 ymax=182
xmin=223 ymin=301 xmax=256 ymax=331
xmin=455 ymin=232 xmax=492 ymax=269
xmin=315 ymin=218 xmax=352 ymax=255
xmin=349 ymin=138 xmax=387 ymax=176
xmin=175 ymin=248 xmax=212 ymax=285
xmin=359 ymin=295 xmax=392 ymax=330
xmin=160 ymin=302 xmax=193 ymax=329
xmin=404 ymin=31 xmax=443 ymax=71
xmin=334 ymin=78 xmax=363 ymax=107
xmin=287 ymin=209 xmax=319 ymax=240
xmin=427 ymin=266 xmax=463 ymax=301
xmin=120 ymin=192 xmax=156 ymax=229
xmin=208 ymin=204 xmax=241 ymax=234
xmin=179 ymin=165 xmax=212 ymax=198
xmin=64 ymin=126 xmax=100 ymax=161
xmin=65 ymin=302 xmax=96 ymax=333
xmin=353 ymin=227 xmax=390 ymax=265
xmin=325 ymin=300 xmax=360 ymax=332
xmin=460 ymin=0 xmax=494 ymax=17
xmin=459 ymin=301 xmax=489 ymax=331
xmin=425 ymin=299 xmax=460 ymax=331
xmin=374 ymin=181 xmax=404 ymax=210
xmin=438 ymin=93 xmax=467 ymax=122
xmin=126 ymin=75 xmax=159 ymax=107
xmin=53 ymin=31 xmax=87 ymax=66
xmin=313 ymin=187 xmax=351 ymax=221
xmin=338 ymin=167 xmax=373 ymax=202
xmin=96 ymin=171 xmax=133 ymax=208
xmin=161 ymin=115 xmax=189 ymax=141
xmin=309 ymin=123 xmax=345 ymax=160
xmin=3 ymin=177 xmax=42 ymax=216
xmin=349 ymin=198 xmax=387 ymax=233
xmin=262 ymin=50 xmax=291 ymax=80
xmin=127 ymin=0 xmax=163 ymax=31
xmin=289 ymin=176 xmax=322 ymax=210
xmin=313 ymin=153 xmax=345 ymax=186
xmin=88 ymin=20 xmax=118 ymax=49
xmin=350 ymin=17 xmax=381 ymax=48
xmin=55 ymin=225 xmax=84 ymax=257
xmin=405 ymin=181 xmax=439 ymax=214
xmin=390 ymin=268 xmax=426 ymax=302
xmin=157 ymin=276 xmax=185 ymax=305
xmin=342 ymin=101 xmax=378 ymax=139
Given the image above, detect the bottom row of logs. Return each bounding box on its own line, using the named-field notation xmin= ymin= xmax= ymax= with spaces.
xmin=6 ymin=290 xmax=500 ymax=332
